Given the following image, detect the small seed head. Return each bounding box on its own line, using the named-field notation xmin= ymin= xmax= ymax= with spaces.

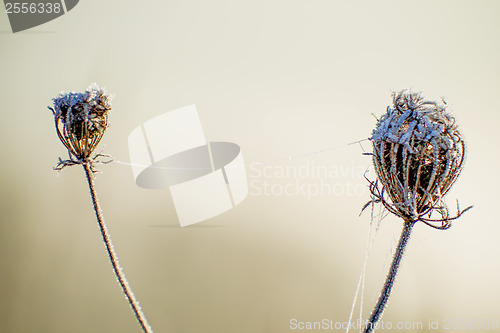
xmin=370 ymin=90 xmax=465 ymax=222
xmin=49 ymin=83 xmax=112 ymax=160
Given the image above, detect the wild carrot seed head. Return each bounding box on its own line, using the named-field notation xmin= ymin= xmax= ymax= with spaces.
xmin=370 ymin=90 xmax=465 ymax=221
xmin=49 ymin=83 xmax=112 ymax=160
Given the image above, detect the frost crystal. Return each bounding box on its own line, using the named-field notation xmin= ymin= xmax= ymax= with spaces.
xmin=371 ymin=92 xmax=456 ymax=151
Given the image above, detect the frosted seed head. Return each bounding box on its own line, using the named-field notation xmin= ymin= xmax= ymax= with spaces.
xmin=49 ymin=83 xmax=112 ymax=160
xmin=370 ymin=89 xmax=465 ymax=221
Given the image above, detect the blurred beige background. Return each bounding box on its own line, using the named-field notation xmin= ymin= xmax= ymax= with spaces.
xmin=1 ymin=1 xmax=499 ymax=332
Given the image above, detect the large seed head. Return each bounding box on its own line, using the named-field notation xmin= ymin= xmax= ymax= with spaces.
xmin=50 ymin=83 xmax=112 ymax=160
xmin=371 ymin=90 xmax=465 ymax=220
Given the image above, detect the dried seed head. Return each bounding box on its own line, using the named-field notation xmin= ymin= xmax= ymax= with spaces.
xmin=370 ymin=90 xmax=465 ymax=224
xmin=49 ymin=83 xmax=112 ymax=160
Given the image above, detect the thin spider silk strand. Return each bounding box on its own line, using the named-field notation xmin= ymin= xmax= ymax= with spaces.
xmin=112 ymin=139 xmax=370 ymax=171
xmin=345 ymin=202 xmax=386 ymax=333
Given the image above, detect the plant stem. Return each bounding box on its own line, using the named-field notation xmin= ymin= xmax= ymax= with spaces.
xmin=363 ymin=220 xmax=414 ymax=333
xmin=83 ymin=162 xmax=154 ymax=333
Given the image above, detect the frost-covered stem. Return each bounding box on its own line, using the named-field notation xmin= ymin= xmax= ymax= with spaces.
xmin=83 ymin=162 xmax=154 ymax=333
xmin=363 ymin=220 xmax=414 ymax=333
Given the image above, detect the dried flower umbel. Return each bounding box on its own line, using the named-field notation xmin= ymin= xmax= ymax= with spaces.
xmin=361 ymin=90 xmax=471 ymax=333
xmin=48 ymin=84 xmax=154 ymax=333
xmin=49 ymin=83 xmax=112 ymax=170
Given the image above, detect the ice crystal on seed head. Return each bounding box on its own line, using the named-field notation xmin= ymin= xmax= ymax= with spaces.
xmin=371 ymin=91 xmax=458 ymax=149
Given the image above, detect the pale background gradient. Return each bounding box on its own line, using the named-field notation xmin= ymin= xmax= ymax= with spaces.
xmin=0 ymin=1 xmax=499 ymax=332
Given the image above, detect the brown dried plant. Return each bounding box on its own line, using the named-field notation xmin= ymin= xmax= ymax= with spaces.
xmin=361 ymin=90 xmax=472 ymax=333
xmin=48 ymin=84 xmax=154 ymax=333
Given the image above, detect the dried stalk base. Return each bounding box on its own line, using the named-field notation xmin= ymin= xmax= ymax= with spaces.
xmin=363 ymin=221 xmax=414 ymax=333
xmin=83 ymin=162 xmax=154 ymax=333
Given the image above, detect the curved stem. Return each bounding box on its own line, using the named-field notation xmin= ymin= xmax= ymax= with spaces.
xmin=83 ymin=163 xmax=154 ymax=333
xmin=363 ymin=220 xmax=414 ymax=333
